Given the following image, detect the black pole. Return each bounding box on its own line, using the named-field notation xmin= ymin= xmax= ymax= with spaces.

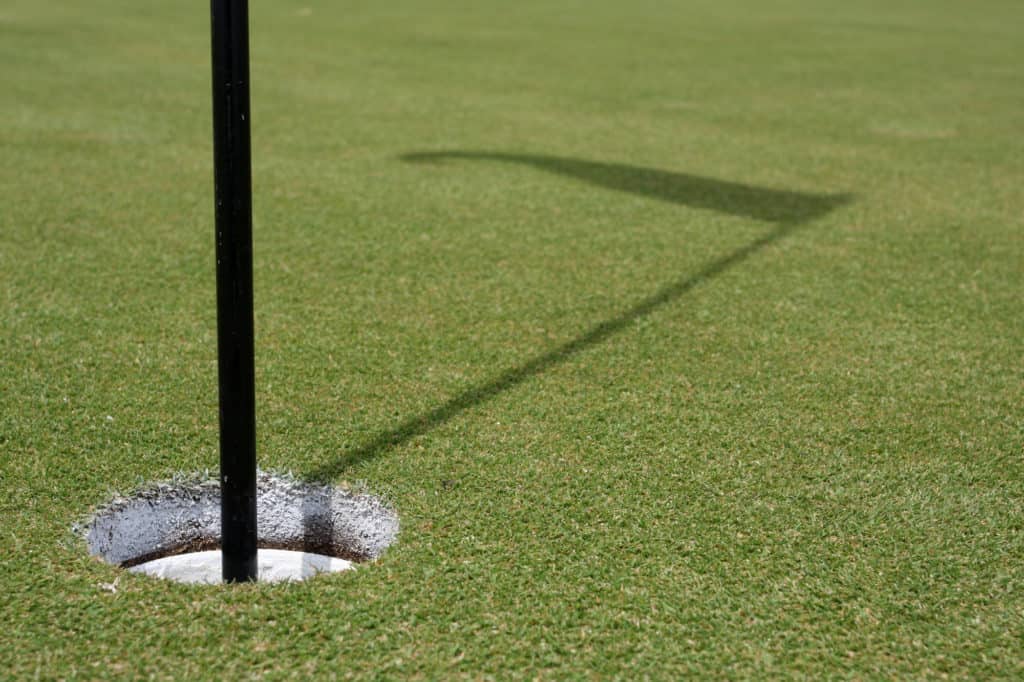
xmin=210 ymin=0 xmax=257 ymax=582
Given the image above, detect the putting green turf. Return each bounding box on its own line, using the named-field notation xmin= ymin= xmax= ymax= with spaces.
xmin=2 ymin=0 xmax=1022 ymax=677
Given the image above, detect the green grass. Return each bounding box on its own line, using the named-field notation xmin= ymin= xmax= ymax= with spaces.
xmin=2 ymin=0 xmax=1022 ymax=677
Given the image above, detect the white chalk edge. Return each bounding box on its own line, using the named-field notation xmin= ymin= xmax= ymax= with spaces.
xmin=129 ymin=549 xmax=355 ymax=584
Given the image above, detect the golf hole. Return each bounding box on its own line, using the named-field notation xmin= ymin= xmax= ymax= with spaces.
xmin=81 ymin=472 xmax=398 ymax=585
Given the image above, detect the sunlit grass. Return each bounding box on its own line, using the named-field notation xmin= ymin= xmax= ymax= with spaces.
xmin=1 ymin=0 xmax=1022 ymax=677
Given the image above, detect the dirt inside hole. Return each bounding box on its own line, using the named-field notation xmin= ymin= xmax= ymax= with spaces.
xmin=81 ymin=472 xmax=399 ymax=571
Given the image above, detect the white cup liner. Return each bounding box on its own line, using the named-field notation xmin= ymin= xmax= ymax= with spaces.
xmin=79 ymin=472 xmax=398 ymax=584
xmin=129 ymin=548 xmax=355 ymax=584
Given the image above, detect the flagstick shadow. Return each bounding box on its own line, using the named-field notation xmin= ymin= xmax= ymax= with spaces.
xmin=305 ymin=153 xmax=853 ymax=481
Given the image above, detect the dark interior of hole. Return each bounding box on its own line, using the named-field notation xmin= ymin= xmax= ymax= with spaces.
xmin=119 ymin=537 xmax=373 ymax=568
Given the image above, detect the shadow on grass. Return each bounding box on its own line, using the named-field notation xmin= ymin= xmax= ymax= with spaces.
xmin=306 ymin=152 xmax=853 ymax=480
xmin=402 ymin=151 xmax=848 ymax=223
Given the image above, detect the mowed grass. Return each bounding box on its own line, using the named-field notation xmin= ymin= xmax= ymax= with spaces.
xmin=1 ymin=0 xmax=1022 ymax=677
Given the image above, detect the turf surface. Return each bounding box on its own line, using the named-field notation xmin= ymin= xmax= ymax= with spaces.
xmin=1 ymin=0 xmax=1022 ymax=678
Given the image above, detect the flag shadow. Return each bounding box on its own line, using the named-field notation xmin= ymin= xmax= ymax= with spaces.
xmin=305 ymin=152 xmax=853 ymax=480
